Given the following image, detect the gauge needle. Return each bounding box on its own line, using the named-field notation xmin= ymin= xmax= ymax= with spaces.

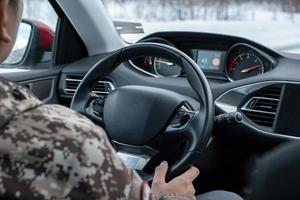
xmin=241 ymin=65 xmax=263 ymax=73
xmin=155 ymin=60 xmax=175 ymax=66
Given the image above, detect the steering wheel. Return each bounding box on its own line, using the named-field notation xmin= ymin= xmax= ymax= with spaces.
xmin=71 ymin=43 xmax=214 ymax=180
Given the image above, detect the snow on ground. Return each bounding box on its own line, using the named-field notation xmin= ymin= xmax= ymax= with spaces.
xmin=22 ymin=0 xmax=58 ymax=30
xmin=121 ymin=12 xmax=300 ymax=54
xmin=13 ymin=1 xmax=300 ymax=54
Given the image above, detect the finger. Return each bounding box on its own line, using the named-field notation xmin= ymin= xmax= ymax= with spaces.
xmin=177 ymin=166 xmax=200 ymax=182
xmin=153 ymin=161 xmax=168 ymax=184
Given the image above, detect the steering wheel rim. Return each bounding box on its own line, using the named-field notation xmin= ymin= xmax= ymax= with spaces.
xmin=71 ymin=43 xmax=214 ymax=180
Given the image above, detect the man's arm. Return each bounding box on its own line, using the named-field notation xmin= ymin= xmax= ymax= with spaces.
xmin=0 ymin=79 xmax=198 ymax=199
xmin=0 ymin=102 xmax=146 ymax=199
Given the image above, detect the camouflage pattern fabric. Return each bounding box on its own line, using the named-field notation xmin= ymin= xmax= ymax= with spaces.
xmin=0 ymin=78 xmax=192 ymax=200
xmin=0 ymin=78 xmax=42 ymax=128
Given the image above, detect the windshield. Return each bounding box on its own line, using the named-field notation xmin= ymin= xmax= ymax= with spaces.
xmin=103 ymin=0 xmax=300 ymax=54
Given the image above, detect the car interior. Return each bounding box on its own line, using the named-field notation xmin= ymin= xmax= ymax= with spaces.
xmin=1 ymin=0 xmax=300 ymax=199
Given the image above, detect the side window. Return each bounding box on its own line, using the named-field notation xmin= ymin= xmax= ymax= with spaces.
xmin=1 ymin=0 xmax=58 ymax=69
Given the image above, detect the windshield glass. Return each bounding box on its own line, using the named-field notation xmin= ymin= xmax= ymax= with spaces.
xmin=103 ymin=0 xmax=300 ymax=54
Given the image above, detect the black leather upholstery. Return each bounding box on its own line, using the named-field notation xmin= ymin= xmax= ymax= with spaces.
xmin=250 ymin=142 xmax=300 ymax=200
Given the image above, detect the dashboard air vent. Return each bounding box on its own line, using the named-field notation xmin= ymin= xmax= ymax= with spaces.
xmin=241 ymin=86 xmax=282 ymax=128
xmin=64 ymin=75 xmax=115 ymax=96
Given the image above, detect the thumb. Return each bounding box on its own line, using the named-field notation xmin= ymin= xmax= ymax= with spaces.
xmin=153 ymin=161 xmax=168 ymax=184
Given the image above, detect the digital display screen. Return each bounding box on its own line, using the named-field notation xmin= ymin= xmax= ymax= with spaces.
xmin=196 ymin=50 xmax=224 ymax=72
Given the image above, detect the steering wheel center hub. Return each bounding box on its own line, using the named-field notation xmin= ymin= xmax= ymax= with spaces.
xmin=104 ymin=85 xmax=185 ymax=145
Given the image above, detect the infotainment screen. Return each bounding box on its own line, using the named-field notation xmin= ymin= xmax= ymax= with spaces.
xmin=196 ymin=50 xmax=225 ymax=72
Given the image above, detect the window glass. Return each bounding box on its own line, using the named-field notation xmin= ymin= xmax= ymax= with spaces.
xmin=1 ymin=0 xmax=58 ymax=69
xmin=23 ymin=0 xmax=58 ymax=30
xmin=103 ymin=0 xmax=300 ymax=54
xmin=3 ymin=23 xmax=31 ymax=65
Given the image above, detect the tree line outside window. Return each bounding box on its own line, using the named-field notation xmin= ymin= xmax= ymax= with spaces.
xmin=103 ymin=0 xmax=300 ymax=22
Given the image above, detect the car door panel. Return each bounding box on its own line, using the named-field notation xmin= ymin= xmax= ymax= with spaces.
xmin=1 ymin=68 xmax=61 ymax=104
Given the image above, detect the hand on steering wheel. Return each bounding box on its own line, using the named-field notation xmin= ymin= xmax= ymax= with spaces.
xmin=151 ymin=161 xmax=199 ymax=199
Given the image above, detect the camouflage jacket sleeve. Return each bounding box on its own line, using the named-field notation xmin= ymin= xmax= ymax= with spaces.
xmin=0 ymin=78 xmax=191 ymax=200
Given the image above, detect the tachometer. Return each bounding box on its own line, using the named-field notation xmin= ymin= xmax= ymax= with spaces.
xmin=129 ymin=56 xmax=182 ymax=77
xmin=128 ymin=37 xmax=183 ymax=77
xmin=129 ymin=56 xmax=156 ymax=76
xmin=153 ymin=58 xmax=182 ymax=77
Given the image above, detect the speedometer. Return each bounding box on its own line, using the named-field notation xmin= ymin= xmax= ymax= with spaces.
xmin=227 ymin=52 xmax=264 ymax=81
xmin=225 ymin=44 xmax=276 ymax=81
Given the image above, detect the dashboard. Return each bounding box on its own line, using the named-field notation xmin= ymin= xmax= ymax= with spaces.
xmin=50 ymin=29 xmax=300 ymax=197
xmin=55 ymin=31 xmax=300 ymax=194
xmin=129 ymin=33 xmax=279 ymax=82
xmin=59 ymin=31 xmax=300 ymax=142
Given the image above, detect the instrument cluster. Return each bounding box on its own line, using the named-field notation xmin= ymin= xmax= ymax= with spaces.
xmin=128 ymin=40 xmax=277 ymax=81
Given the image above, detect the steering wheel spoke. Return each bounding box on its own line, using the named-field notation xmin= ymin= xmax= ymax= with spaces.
xmin=113 ymin=141 xmax=160 ymax=171
xmin=85 ymin=93 xmax=106 ymax=124
xmin=166 ymin=104 xmax=197 ymax=134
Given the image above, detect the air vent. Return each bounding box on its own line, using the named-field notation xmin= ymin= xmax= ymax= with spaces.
xmin=64 ymin=75 xmax=115 ymax=96
xmin=255 ymin=87 xmax=282 ymax=99
xmin=241 ymin=86 xmax=282 ymax=128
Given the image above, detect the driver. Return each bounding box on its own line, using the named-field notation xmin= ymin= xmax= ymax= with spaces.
xmin=0 ymin=1 xmax=243 ymax=200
